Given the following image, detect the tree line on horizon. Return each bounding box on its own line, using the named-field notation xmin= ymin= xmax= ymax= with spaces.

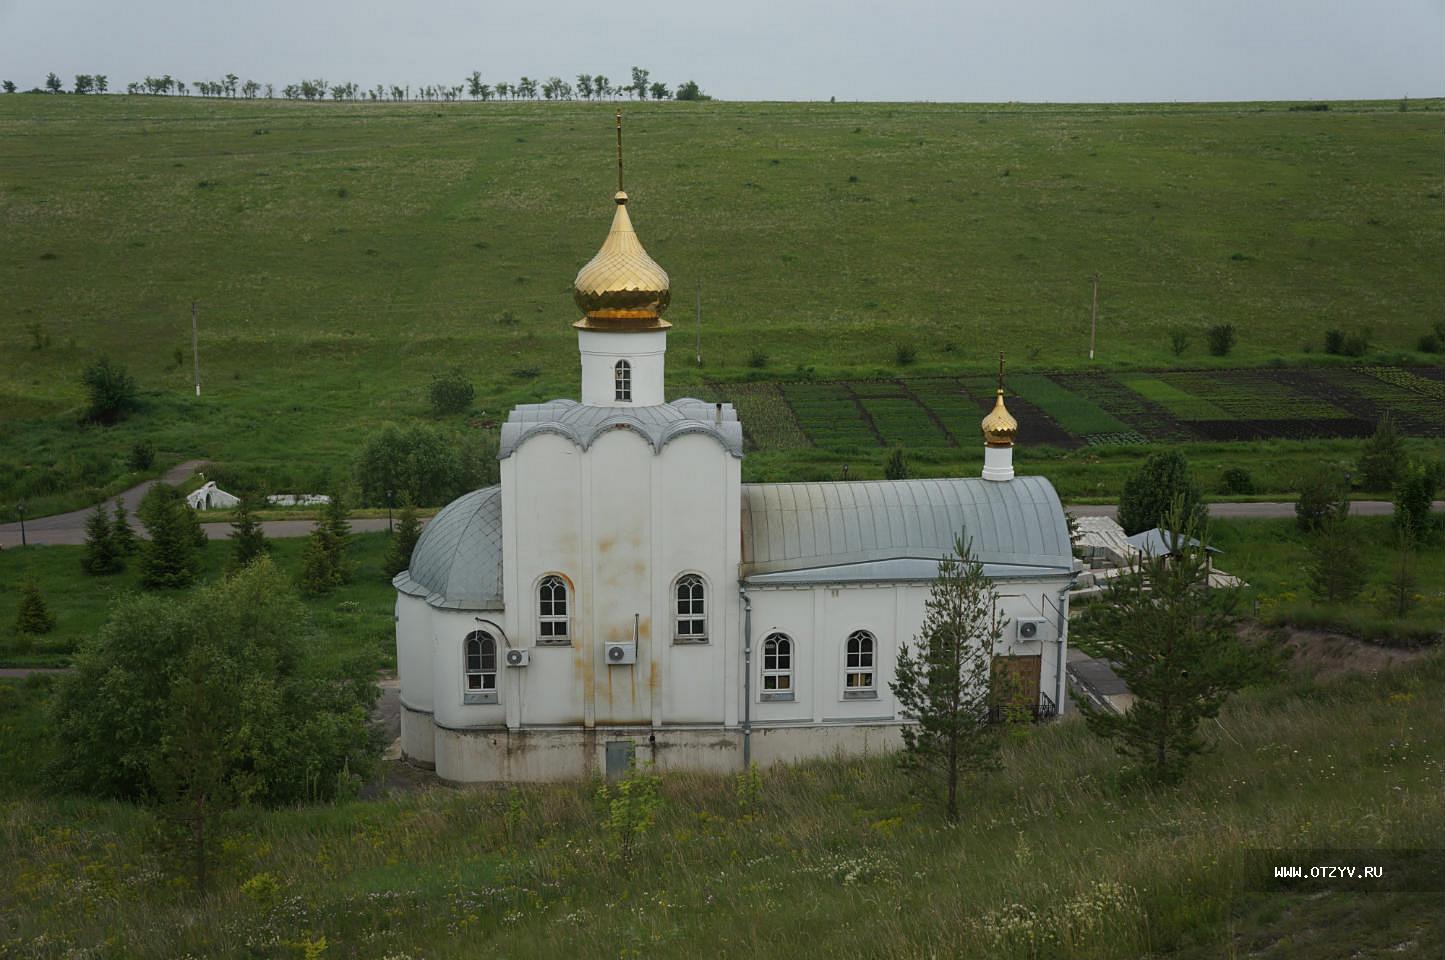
xmin=2 ymin=67 xmax=708 ymax=102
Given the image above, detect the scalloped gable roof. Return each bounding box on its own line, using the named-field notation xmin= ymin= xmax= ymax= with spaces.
xmin=499 ymin=397 xmax=742 ymax=459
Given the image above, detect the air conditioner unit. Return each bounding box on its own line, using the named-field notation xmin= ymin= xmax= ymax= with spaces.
xmin=605 ymin=642 xmax=636 ymax=665
xmin=1016 ymin=618 xmax=1050 ymax=641
xmin=505 ymin=648 xmax=530 ymax=668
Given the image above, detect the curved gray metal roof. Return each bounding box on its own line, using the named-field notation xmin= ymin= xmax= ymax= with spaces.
xmin=740 ymin=476 xmax=1072 ymax=582
xmin=393 ymin=485 xmax=504 ymax=610
xmin=499 ymin=398 xmax=742 ymax=460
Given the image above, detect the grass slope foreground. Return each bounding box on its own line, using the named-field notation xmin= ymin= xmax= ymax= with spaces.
xmin=0 ymin=96 xmax=1442 ymax=517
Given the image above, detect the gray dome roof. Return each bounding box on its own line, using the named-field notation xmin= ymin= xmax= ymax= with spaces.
xmin=392 ymin=486 xmax=503 ymax=610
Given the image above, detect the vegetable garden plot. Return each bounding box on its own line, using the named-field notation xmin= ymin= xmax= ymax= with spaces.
xmin=781 ymin=381 xmax=881 ymax=448
xmin=1008 ymin=374 xmax=1132 ymax=437
xmin=1186 ymin=418 xmax=1375 ymax=442
xmin=848 ymin=380 xmax=911 ymax=400
xmin=1156 ymin=371 xmax=1355 ymax=421
xmin=907 ymin=379 xmax=973 ymax=444
xmin=1050 ymin=373 xmax=1191 ymax=441
xmin=1327 ymin=370 xmax=1445 ymax=437
xmin=709 ymin=381 xmax=810 ymax=452
xmin=1119 ymin=376 xmax=1232 ymax=421
xmin=858 ymin=397 xmax=952 ymax=447
xmin=1356 ymin=366 xmax=1445 ymax=403
xmin=1412 ymin=366 xmax=1445 ymax=383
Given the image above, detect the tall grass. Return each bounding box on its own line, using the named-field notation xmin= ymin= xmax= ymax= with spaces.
xmin=2 ymin=651 xmax=1440 ymax=958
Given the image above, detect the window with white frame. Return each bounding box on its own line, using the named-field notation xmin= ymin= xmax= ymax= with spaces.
xmin=761 ymin=632 xmax=793 ymax=701
xmin=614 ymin=360 xmax=632 ymax=402
xmin=463 ymin=631 xmax=497 ymax=704
xmin=538 ymin=575 xmax=569 ymax=643
xmin=674 ymin=574 xmax=706 ymax=641
xmin=843 ymin=629 xmax=877 ymax=698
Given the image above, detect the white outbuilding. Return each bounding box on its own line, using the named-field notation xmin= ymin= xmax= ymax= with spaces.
xmin=185 ymin=481 xmax=240 ymax=510
xmin=393 ymin=131 xmax=1078 ymax=782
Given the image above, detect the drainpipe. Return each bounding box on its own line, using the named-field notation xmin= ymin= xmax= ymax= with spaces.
xmin=739 ymin=584 xmax=752 ymax=768
xmin=1054 ymin=581 xmax=1073 ymax=716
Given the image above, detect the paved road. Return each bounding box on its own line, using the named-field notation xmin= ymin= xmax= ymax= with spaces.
xmin=3 ymin=461 xmax=1440 ymax=548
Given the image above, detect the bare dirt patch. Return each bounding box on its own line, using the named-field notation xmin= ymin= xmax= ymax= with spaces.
xmin=1243 ymin=624 xmax=1433 ymax=681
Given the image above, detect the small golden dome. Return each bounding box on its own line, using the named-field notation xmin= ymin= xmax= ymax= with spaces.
xmin=981 ymin=390 xmax=1018 ymax=447
xmin=572 ymin=191 xmax=671 ymax=330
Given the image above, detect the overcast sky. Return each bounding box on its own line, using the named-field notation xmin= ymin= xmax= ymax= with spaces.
xmin=1 ymin=0 xmax=1441 ymax=101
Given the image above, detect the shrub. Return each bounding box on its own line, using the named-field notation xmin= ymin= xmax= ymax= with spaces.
xmin=428 ymin=368 xmax=475 ymax=415
xmin=80 ymin=356 xmax=139 ymax=424
xmin=382 ymin=501 xmax=422 ymax=579
xmin=1206 ymin=324 xmax=1236 ymax=357
xmin=1393 ymin=462 xmax=1442 ymax=544
xmin=1324 ymin=329 xmax=1345 ymax=355
xmin=1117 ymin=452 xmax=1205 ymax=536
xmin=747 ymin=349 xmax=769 ymax=369
xmin=1169 ymin=329 xmax=1190 ymax=357
xmin=894 ymin=343 xmax=916 ymax=366
xmin=1342 ymin=331 xmax=1371 ymax=357
xmin=14 ymin=579 xmax=56 ymax=636
xmin=885 ymin=447 xmax=908 ymax=481
xmin=1305 ymin=516 xmax=1363 ymax=605
xmin=1219 ymin=467 xmax=1255 ymax=496
xmin=1357 ymin=413 xmax=1404 ymax=492
xmin=1294 ymin=469 xmax=1350 ymax=532
xmin=1416 ymin=332 xmax=1442 ymax=354
xmin=128 ymin=439 xmax=156 ymax=471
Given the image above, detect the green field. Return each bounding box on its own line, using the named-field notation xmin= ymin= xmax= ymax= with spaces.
xmin=1 ymin=96 xmax=1442 ymax=517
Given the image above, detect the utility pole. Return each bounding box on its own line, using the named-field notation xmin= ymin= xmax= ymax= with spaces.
xmin=1088 ymin=274 xmax=1100 ymax=361
xmin=695 ymin=280 xmax=702 ymax=366
xmin=191 ymin=300 xmax=201 ymax=397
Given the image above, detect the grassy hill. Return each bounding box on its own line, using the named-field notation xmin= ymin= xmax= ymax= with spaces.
xmin=1 ymin=96 xmax=1441 ymax=514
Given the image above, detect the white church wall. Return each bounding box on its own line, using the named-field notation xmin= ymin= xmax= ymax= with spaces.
xmin=430 ymin=608 xmax=506 ymax=742
xmin=395 ymin=593 xmax=435 ymax=766
xmin=505 ymin=431 xmax=587 ymax=726
xmin=577 ymin=329 xmax=667 ymax=406
xmin=656 ymin=432 xmax=738 ymax=726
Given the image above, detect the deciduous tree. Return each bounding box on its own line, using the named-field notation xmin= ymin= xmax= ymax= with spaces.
xmin=1118 ymin=451 xmax=1205 ymax=536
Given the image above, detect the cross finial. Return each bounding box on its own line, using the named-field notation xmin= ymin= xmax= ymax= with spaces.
xmin=615 ymin=109 xmax=624 ymax=194
xmin=997 ymin=352 xmax=1006 ymax=392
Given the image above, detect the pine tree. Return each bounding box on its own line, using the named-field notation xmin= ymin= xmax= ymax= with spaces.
xmin=297 ymin=528 xmax=338 ymax=596
xmin=140 ymin=495 xmax=201 ymax=590
xmin=15 ymin=578 xmax=56 ymax=636
xmin=889 ymin=534 xmax=1007 ymax=821
xmin=111 ymin=501 xmax=139 ymax=555
xmin=321 ymin=492 xmax=353 ymax=585
xmin=81 ymin=503 xmax=123 ymax=575
xmin=1076 ymin=502 xmax=1267 ymax=784
xmin=228 ymin=495 xmax=268 ymax=570
xmin=1357 ymin=412 xmax=1404 ymax=493
xmin=1305 ymin=515 xmax=1363 ymax=605
xmin=382 ymin=501 xmax=422 ymax=579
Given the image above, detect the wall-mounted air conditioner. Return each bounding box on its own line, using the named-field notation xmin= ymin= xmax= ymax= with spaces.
xmin=1016 ymin=618 xmax=1050 ymax=641
xmin=606 ymin=642 xmax=636 ymax=665
xmin=505 ymin=648 xmax=530 ymax=668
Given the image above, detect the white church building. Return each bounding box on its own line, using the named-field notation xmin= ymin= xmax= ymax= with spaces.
xmin=393 ymin=133 xmax=1078 ymax=782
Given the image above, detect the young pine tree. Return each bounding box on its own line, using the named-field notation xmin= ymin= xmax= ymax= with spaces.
xmin=111 ymin=501 xmax=139 ymax=555
xmin=81 ymin=503 xmax=123 ymax=575
xmin=1305 ymin=515 xmax=1363 ymax=606
xmin=228 ymin=496 xmax=268 ymax=570
xmin=885 ymin=446 xmax=909 ymax=481
xmin=1076 ymin=503 xmax=1265 ymax=784
xmin=297 ymin=527 xmax=338 ymax=597
xmin=322 ymin=492 xmax=354 ymax=585
xmin=140 ymin=495 xmax=201 ymax=590
xmin=382 ymin=501 xmax=422 ymax=579
xmin=15 ymin=578 xmax=57 ymax=636
xmin=889 ymin=534 xmax=1007 ymax=822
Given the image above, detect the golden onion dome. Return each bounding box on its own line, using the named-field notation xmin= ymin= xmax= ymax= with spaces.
xmin=981 ymin=389 xmax=1018 ymax=447
xmin=572 ymin=191 xmax=671 ymax=330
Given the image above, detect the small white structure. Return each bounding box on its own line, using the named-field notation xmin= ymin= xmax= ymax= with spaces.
xmin=393 ymin=138 xmax=1079 ymax=782
xmin=265 ymin=494 xmax=332 ymax=507
xmin=185 ymin=481 xmax=240 ymax=510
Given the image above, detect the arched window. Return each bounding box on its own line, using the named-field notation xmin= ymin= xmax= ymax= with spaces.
xmin=463 ymin=631 xmax=497 ymax=704
xmin=844 ymin=630 xmax=876 ymax=698
xmin=538 ymin=575 xmax=569 ymax=643
xmin=614 ymin=360 xmax=632 ymax=402
xmin=674 ymin=574 xmax=706 ymax=641
xmin=761 ymin=632 xmax=793 ymax=701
